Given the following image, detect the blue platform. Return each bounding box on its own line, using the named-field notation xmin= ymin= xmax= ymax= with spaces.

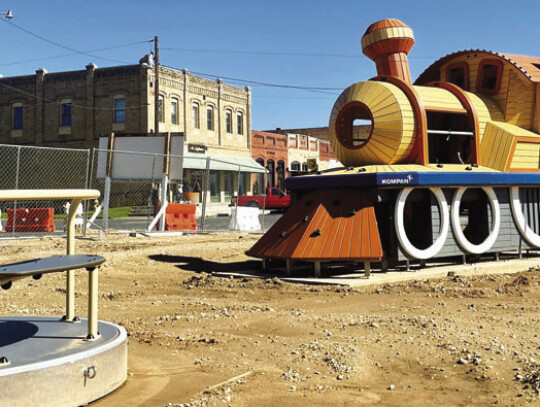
xmin=286 ymin=170 xmax=540 ymax=190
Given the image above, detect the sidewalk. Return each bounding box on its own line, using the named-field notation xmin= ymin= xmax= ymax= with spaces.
xmin=213 ymin=256 xmax=540 ymax=287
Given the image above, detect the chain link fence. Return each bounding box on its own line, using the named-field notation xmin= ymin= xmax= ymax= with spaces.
xmin=0 ymin=143 xmax=280 ymax=238
xmin=89 ymin=148 xmax=276 ymax=234
xmin=0 ymin=144 xmax=91 ymax=237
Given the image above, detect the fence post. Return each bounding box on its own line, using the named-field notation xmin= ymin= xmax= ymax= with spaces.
xmin=83 ymin=148 xmax=92 ymax=236
xmin=160 ymin=172 xmax=168 ymax=232
xmin=200 ymin=156 xmax=211 ymax=233
xmin=103 ymin=176 xmax=111 ymax=230
xmin=234 ymin=165 xmax=241 ymax=232
xmin=11 ymin=146 xmax=21 ymax=234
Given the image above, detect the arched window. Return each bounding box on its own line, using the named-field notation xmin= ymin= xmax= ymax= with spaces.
xmin=207 ymin=105 xmax=214 ymax=131
xmin=237 ymin=111 xmax=244 ymax=135
xmin=171 ymin=98 xmax=179 ymax=125
xmin=477 ymin=59 xmax=503 ymax=94
xmin=290 ymin=161 xmax=301 ymax=172
xmin=277 ymin=160 xmax=285 ymax=190
xmin=225 ymin=109 xmax=233 ymax=133
xmin=267 ymin=159 xmax=275 ymax=187
xmin=254 ymin=158 xmax=265 ymax=195
xmin=192 ymin=102 xmax=200 ymax=129
xmin=158 ymin=95 xmax=165 ymax=123
xmin=446 ymin=62 xmax=469 ymax=90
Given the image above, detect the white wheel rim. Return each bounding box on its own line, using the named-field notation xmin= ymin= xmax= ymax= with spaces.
xmin=395 ymin=187 xmax=449 ymax=259
xmin=450 ymin=187 xmax=500 ymax=254
xmin=510 ymin=186 xmax=540 ymax=248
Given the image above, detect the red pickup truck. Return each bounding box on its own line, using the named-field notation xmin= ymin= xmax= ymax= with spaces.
xmin=231 ymin=187 xmax=290 ymax=210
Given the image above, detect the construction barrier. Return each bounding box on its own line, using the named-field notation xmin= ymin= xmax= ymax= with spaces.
xmin=229 ymin=206 xmax=261 ymax=232
xmin=5 ymin=207 xmax=55 ymax=233
xmin=182 ymin=192 xmax=200 ymax=204
xmin=63 ymin=202 xmax=84 ymax=229
xmin=165 ymin=203 xmax=198 ymax=231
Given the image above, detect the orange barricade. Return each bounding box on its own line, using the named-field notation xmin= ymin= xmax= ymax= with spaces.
xmin=6 ymin=207 xmax=56 ymax=232
xmin=165 ymin=203 xmax=198 ymax=231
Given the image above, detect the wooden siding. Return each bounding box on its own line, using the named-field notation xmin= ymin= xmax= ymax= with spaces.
xmin=329 ymin=81 xmax=415 ymax=166
xmin=415 ymin=86 xmax=466 ymax=113
xmin=479 ymin=122 xmax=514 ymax=171
xmin=509 ymin=136 xmax=540 ymax=171
xmin=506 ymin=70 xmax=535 ymax=129
xmin=535 ymin=84 xmax=540 ymax=133
xmin=467 ymin=92 xmax=504 ymax=142
xmin=479 ymin=121 xmax=540 ymax=172
xmin=246 ymin=188 xmax=382 ymax=261
xmin=304 ymin=163 xmax=498 ymax=178
xmin=439 ymin=52 xmax=537 ymax=132
xmin=519 ymin=188 xmax=540 ymax=235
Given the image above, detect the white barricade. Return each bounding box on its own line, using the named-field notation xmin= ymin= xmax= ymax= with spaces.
xmin=0 ymin=209 xmax=2 ymax=232
xmin=64 ymin=202 xmax=84 ymax=229
xmin=229 ymin=206 xmax=261 ymax=232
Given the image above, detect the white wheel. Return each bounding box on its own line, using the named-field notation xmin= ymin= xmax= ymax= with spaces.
xmin=510 ymin=186 xmax=540 ymax=248
xmin=450 ymin=187 xmax=500 ymax=254
xmin=395 ymin=187 xmax=449 ymax=260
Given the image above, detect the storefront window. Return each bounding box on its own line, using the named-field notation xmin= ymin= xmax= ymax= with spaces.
xmin=238 ymin=172 xmax=247 ymax=196
xmin=277 ymin=160 xmax=285 ymax=190
xmin=267 ymin=159 xmax=275 ymax=187
xmin=210 ymin=171 xmax=219 ymax=202
xmin=254 ymin=158 xmax=265 ymax=195
xmin=224 ymin=172 xmax=233 ymax=201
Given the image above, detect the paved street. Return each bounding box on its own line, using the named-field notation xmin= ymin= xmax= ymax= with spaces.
xmin=90 ymin=212 xmax=282 ymax=233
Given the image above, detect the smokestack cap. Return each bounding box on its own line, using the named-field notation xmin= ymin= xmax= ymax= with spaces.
xmin=361 ymin=19 xmax=414 ymax=60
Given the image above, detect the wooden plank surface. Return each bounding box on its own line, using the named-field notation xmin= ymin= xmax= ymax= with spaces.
xmin=247 ymin=189 xmax=382 ymax=262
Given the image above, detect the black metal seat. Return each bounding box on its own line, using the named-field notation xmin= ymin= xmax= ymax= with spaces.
xmin=0 ymin=254 xmax=105 ymax=290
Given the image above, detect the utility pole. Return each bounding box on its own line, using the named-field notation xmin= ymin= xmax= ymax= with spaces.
xmin=154 ymin=35 xmax=160 ymax=134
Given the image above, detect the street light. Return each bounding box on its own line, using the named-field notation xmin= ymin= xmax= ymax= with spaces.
xmin=0 ymin=9 xmax=13 ymax=19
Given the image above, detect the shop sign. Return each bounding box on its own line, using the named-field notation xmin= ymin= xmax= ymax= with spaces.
xmin=188 ymin=143 xmax=207 ymax=153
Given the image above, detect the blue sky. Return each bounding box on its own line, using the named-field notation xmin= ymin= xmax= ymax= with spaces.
xmin=1 ymin=0 xmax=540 ymax=130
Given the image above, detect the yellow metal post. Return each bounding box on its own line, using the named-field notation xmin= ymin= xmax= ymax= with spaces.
xmin=65 ymin=199 xmax=82 ymax=321
xmin=87 ymin=266 xmax=99 ymax=339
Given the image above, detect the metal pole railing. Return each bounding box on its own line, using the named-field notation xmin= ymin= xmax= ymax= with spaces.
xmin=200 ymin=157 xmax=211 ymax=233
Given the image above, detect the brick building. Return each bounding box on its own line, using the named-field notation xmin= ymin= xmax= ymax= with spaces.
xmin=286 ymin=133 xmax=339 ymax=174
xmin=269 ymin=126 xmax=369 ymax=147
xmin=251 ymin=130 xmax=288 ymax=193
xmin=0 ymin=57 xmax=262 ymax=203
xmin=250 ymin=130 xmax=340 ymax=192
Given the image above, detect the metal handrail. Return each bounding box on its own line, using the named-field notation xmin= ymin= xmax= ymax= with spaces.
xmin=0 ymin=189 xmax=101 ymax=339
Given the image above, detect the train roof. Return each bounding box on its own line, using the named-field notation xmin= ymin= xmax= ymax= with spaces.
xmin=415 ymin=49 xmax=540 ymax=85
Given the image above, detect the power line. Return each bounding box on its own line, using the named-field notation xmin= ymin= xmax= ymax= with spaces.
xmin=163 ymin=64 xmax=343 ymax=92
xmin=255 ymin=95 xmax=337 ymax=100
xmin=162 ymin=46 xmax=437 ymax=60
xmin=163 ymin=47 xmax=363 ymax=58
xmin=1 ymin=19 xmax=146 ymax=65
xmin=0 ymin=40 xmax=151 ymax=67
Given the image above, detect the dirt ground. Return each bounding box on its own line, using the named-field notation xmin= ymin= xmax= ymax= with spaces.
xmin=1 ymin=233 xmax=539 ymax=406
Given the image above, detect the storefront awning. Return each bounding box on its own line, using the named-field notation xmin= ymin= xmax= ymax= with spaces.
xmin=182 ymin=154 xmax=268 ymax=173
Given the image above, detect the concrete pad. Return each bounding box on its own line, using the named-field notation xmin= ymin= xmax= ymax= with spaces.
xmin=0 ymin=316 xmax=127 ymax=407
xmin=212 ymin=257 xmax=540 ymax=287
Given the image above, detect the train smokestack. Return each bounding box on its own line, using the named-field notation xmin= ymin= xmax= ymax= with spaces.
xmin=361 ymin=19 xmax=414 ymax=84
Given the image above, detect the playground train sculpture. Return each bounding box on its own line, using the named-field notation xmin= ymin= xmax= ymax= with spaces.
xmin=247 ymin=19 xmax=540 ymax=272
